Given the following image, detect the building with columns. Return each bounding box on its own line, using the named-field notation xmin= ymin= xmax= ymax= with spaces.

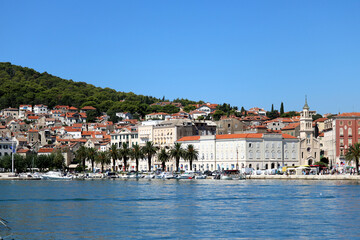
xmin=299 ymin=99 xmax=320 ymax=165
xmin=176 ymin=133 xmax=300 ymax=172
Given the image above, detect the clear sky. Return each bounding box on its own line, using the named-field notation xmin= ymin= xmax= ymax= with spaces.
xmin=1 ymin=0 xmax=359 ymax=114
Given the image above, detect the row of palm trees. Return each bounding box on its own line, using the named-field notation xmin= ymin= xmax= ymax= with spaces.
xmin=75 ymin=141 xmax=199 ymax=173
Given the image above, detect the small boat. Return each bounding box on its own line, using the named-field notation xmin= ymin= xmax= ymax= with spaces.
xmin=159 ymin=172 xmax=175 ymax=179
xmin=177 ymin=171 xmax=195 ymax=179
xmin=194 ymin=175 xmax=207 ymax=179
xmin=144 ymin=174 xmax=155 ymax=179
xmin=41 ymin=171 xmax=72 ymax=180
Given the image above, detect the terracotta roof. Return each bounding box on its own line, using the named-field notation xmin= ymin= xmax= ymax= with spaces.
xmin=28 ymin=116 xmax=39 ymax=120
xmin=281 ymin=122 xmax=300 ymax=130
xmin=177 ymin=136 xmax=201 ymax=141
xmin=69 ymin=106 xmax=78 ymax=110
xmin=28 ymin=129 xmax=39 ymax=133
xmin=81 ymin=106 xmax=96 ymax=110
xmin=318 ymin=132 xmax=324 ymax=137
xmin=17 ymin=149 xmax=30 ymax=153
xmin=146 ymin=112 xmax=168 ymax=116
xmin=38 ymin=148 xmax=54 ymax=153
xmin=282 ymin=134 xmax=297 ymax=139
xmin=336 ymin=112 xmax=360 ymax=117
xmin=314 ymin=117 xmax=328 ymax=123
xmin=217 ymin=133 xmax=263 ymax=139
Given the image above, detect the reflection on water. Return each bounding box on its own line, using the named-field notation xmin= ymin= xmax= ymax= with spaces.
xmin=1 ymin=179 xmax=360 ymax=239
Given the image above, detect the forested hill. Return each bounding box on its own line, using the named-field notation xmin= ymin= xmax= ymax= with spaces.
xmin=0 ymin=62 xmax=201 ymax=118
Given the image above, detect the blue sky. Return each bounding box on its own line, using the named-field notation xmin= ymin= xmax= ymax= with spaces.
xmin=1 ymin=0 xmax=359 ymax=114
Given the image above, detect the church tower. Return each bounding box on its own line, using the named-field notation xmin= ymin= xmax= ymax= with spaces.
xmin=299 ymin=97 xmax=320 ymax=165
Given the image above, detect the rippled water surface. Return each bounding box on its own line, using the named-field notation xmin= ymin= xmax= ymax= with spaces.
xmin=1 ymin=179 xmax=360 ymax=239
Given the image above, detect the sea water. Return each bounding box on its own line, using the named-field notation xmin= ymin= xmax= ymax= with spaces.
xmin=1 ymin=179 xmax=360 ymax=239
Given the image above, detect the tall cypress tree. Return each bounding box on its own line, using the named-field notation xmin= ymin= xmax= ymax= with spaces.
xmin=271 ymin=104 xmax=274 ymax=113
xmin=280 ymin=102 xmax=284 ymax=115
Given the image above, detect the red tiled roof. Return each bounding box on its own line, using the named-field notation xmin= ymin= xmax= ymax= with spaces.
xmin=81 ymin=106 xmax=96 ymax=110
xmin=17 ymin=149 xmax=30 ymax=153
xmin=282 ymin=134 xmax=297 ymax=139
xmin=314 ymin=117 xmax=328 ymax=123
xmin=38 ymin=148 xmax=54 ymax=153
xmin=336 ymin=112 xmax=360 ymax=117
xmin=177 ymin=136 xmax=201 ymax=141
xmin=28 ymin=116 xmax=39 ymax=120
xmin=217 ymin=133 xmax=263 ymax=139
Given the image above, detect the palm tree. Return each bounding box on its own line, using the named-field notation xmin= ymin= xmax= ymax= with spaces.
xmin=170 ymin=142 xmax=185 ymax=172
xmin=87 ymin=147 xmax=97 ymax=172
xmin=75 ymin=145 xmax=88 ymax=171
xmin=142 ymin=141 xmax=158 ymax=172
xmin=157 ymin=148 xmax=170 ymax=172
xmin=184 ymin=144 xmax=198 ymax=171
xmin=120 ymin=142 xmax=131 ymax=172
xmin=130 ymin=144 xmax=145 ymax=172
xmin=95 ymin=151 xmax=111 ymax=173
xmin=110 ymin=144 xmax=119 ymax=172
xmin=346 ymin=142 xmax=360 ymax=175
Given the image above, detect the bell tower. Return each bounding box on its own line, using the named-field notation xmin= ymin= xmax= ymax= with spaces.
xmin=300 ymin=96 xmax=314 ymax=141
xmin=299 ymin=96 xmax=320 ymax=165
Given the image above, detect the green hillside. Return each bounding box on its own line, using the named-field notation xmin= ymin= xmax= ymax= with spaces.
xmin=0 ymin=62 xmax=197 ymax=119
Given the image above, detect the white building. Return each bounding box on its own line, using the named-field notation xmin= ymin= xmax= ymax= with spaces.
xmin=19 ymin=105 xmax=32 ymax=118
xmin=322 ymin=118 xmax=336 ymax=167
xmin=176 ymin=133 xmax=300 ymax=172
xmin=0 ymin=137 xmax=17 ymax=158
xmin=138 ymin=120 xmax=162 ymax=145
xmin=33 ymin=104 xmax=48 ymax=115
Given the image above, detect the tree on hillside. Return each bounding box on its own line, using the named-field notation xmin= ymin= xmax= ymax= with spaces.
xmin=213 ymin=110 xmax=226 ymax=121
xmin=280 ymin=102 xmax=284 ymax=115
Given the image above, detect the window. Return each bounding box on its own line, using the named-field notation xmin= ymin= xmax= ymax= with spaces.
xmin=277 ymin=151 xmax=281 ymax=158
xmin=340 ymin=121 xmax=343 ymax=126
xmin=249 ymin=151 xmax=253 ymax=159
xmin=271 ymin=151 xmax=275 ymax=158
xmin=349 ymin=128 xmax=352 ymax=136
xmin=249 ymin=143 xmax=252 ymax=148
xmin=340 ymin=139 xmax=344 ymax=146
xmin=256 ymin=151 xmax=260 ymax=159
xmin=340 ymin=128 xmax=344 ymax=136
xmin=349 ymin=138 xmax=353 ymax=146
xmin=293 ymin=151 xmax=296 ymax=159
xmin=265 ymin=151 xmax=269 ymax=159
xmin=348 ymin=121 xmax=352 ymax=126
xmin=285 ymin=151 xmax=288 ymax=159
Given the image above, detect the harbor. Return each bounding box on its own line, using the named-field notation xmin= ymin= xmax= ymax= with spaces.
xmin=1 ymin=179 xmax=360 ymax=239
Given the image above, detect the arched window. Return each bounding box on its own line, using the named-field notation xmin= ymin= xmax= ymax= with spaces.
xmin=271 ymin=151 xmax=275 ymax=158
xmin=285 ymin=150 xmax=288 ymax=159
xmin=277 ymin=151 xmax=281 ymax=158
xmin=265 ymin=151 xmax=269 ymax=159
xmin=349 ymin=128 xmax=352 ymax=136
xmin=249 ymin=151 xmax=253 ymax=159
xmin=256 ymin=151 xmax=260 ymax=159
xmin=293 ymin=151 xmax=296 ymax=159
xmin=340 ymin=128 xmax=344 ymax=136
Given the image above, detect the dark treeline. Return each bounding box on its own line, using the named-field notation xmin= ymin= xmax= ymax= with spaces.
xmin=0 ymin=152 xmax=65 ymax=173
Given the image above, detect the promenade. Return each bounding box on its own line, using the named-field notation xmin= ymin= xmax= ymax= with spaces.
xmin=247 ymin=174 xmax=360 ymax=181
